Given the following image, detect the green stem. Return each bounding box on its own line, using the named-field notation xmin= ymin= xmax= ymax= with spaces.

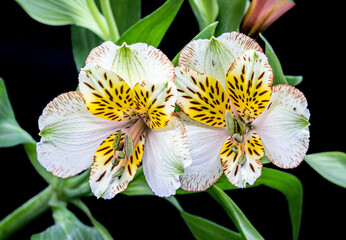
xmin=86 ymin=0 xmax=110 ymax=40
xmin=0 ymin=187 xmax=53 ymax=239
xmin=100 ymin=0 xmax=120 ymax=42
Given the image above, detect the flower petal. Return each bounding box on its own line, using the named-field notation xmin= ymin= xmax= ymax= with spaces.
xmin=252 ymin=84 xmax=310 ymax=168
xmin=85 ymin=41 xmax=174 ymax=88
xmin=179 ymin=32 xmax=262 ymax=89
xmin=177 ymin=113 xmax=229 ymax=191
xmin=37 ymin=91 xmax=127 ymax=178
xmin=175 ymin=66 xmax=231 ymax=127
xmin=225 ymin=49 xmax=273 ymax=122
xmin=142 ymin=116 xmax=191 ymax=197
xmin=220 ymin=130 xmax=264 ymax=188
xmin=132 ymin=80 xmax=177 ymax=129
xmin=89 ymin=125 xmax=146 ymax=199
xmin=79 ymin=64 xmax=137 ymax=122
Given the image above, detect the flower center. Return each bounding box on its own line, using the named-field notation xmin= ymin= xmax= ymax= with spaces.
xmin=225 ymin=111 xmax=253 ymax=165
xmin=111 ymin=119 xmax=147 ymax=177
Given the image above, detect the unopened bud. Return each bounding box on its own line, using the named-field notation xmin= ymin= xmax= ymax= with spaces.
xmin=124 ymin=134 xmax=134 ymax=158
xmin=233 ymin=133 xmax=243 ymax=143
xmin=112 ymin=130 xmax=122 ymax=150
xmin=112 ymin=166 xmax=125 ymax=178
xmin=225 ymin=111 xmax=235 ymax=136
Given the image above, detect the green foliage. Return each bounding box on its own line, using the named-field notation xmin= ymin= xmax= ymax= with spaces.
xmin=117 ymin=0 xmax=184 ymax=47
xmin=305 ymin=152 xmax=346 ymax=188
xmin=188 ymin=0 xmax=219 ymax=31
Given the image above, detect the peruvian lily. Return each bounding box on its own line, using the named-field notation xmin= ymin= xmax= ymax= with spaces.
xmin=37 ymin=41 xmax=191 ymax=199
xmin=175 ymin=32 xmax=310 ymax=190
xmin=241 ymin=0 xmax=295 ymax=37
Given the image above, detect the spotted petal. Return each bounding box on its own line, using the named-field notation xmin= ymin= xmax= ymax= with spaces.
xmin=252 ymin=84 xmax=310 ymax=168
xmin=220 ymin=130 xmax=264 ymax=188
xmin=177 ymin=113 xmax=229 ymax=191
xmin=175 ymin=66 xmax=232 ymax=127
xmin=85 ymin=41 xmax=174 ymax=88
xmin=225 ymin=49 xmax=273 ymax=122
xmin=79 ymin=64 xmax=137 ymax=122
xmin=37 ymin=91 xmax=128 ymax=178
xmin=142 ymin=116 xmax=192 ymax=197
xmin=89 ymin=125 xmax=146 ymax=199
xmin=132 ymin=80 xmax=177 ymax=129
xmin=179 ymin=32 xmax=263 ymax=89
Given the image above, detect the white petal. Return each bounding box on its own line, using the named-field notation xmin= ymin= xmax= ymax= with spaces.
xmin=37 ymin=91 xmax=130 ymax=178
xmin=142 ymin=116 xmax=192 ymax=197
xmin=252 ymin=84 xmax=310 ymax=168
xmin=85 ymin=41 xmax=174 ymax=88
xmin=179 ymin=32 xmax=263 ymax=89
xmin=177 ymin=113 xmax=229 ymax=191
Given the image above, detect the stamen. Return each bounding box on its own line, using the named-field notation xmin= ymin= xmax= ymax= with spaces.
xmin=124 ymin=134 xmax=134 ymax=158
xmin=225 ymin=111 xmax=235 ymax=136
xmin=111 ymin=156 xmax=119 ymax=166
xmin=231 ymin=145 xmax=238 ymax=153
xmin=238 ymin=154 xmax=246 ymax=165
xmin=233 ymin=133 xmax=243 ymax=143
xmin=116 ymin=151 xmax=125 ymax=159
xmin=235 ymin=117 xmax=245 ymax=135
xmin=112 ymin=166 xmax=125 ymax=178
xmin=112 ymin=130 xmax=122 ymax=150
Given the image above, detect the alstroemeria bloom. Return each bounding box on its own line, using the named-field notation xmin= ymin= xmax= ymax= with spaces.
xmin=175 ymin=32 xmax=310 ymax=189
xmin=241 ymin=0 xmax=295 ymax=37
xmin=37 ymin=42 xmax=191 ymax=198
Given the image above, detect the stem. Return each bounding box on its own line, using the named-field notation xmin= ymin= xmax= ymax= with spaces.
xmin=0 ymin=187 xmax=53 ymax=239
xmin=100 ymin=0 xmax=120 ymax=42
xmin=86 ymin=0 xmax=110 ymax=40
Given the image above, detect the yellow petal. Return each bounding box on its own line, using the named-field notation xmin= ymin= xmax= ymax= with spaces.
xmin=132 ymin=81 xmax=176 ymax=129
xmin=175 ymin=66 xmax=232 ymax=127
xmin=79 ymin=64 xmax=138 ymax=122
xmin=225 ymin=50 xmax=273 ymax=122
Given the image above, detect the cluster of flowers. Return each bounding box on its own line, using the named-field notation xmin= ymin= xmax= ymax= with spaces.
xmin=37 ymin=32 xmax=310 ymax=199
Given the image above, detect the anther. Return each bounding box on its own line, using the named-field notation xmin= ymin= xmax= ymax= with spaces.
xmin=233 ymin=133 xmax=243 ymax=143
xmin=238 ymin=154 xmax=247 ymax=165
xmin=231 ymin=145 xmax=238 ymax=153
xmin=111 ymin=156 xmax=119 ymax=166
xmin=235 ymin=117 xmax=245 ymax=135
xmin=225 ymin=111 xmax=235 ymax=136
xmin=116 ymin=151 xmax=125 ymax=159
xmin=124 ymin=134 xmax=134 ymax=158
xmin=112 ymin=166 xmax=125 ymax=178
xmin=112 ymin=130 xmax=122 ymax=150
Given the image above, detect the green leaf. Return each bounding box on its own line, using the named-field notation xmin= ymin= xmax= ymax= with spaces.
xmin=31 ymin=206 xmax=103 ymax=240
xmin=122 ymin=166 xmax=154 ymax=196
xmin=116 ymin=0 xmax=184 ymax=47
xmin=215 ymin=0 xmax=247 ymax=36
xmin=188 ymin=0 xmax=219 ymax=30
xmin=72 ymin=199 xmax=113 ymax=240
xmin=286 ymin=75 xmax=303 ymax=86
xmin=0 ymin=78 xmax=34 ymax=147
xmin=167 ymin=196 xmax=242 ymax=240
xmin=207 ymin=185 xmax=264 ymax=240
xmin=71 ymin=25 xmax=103 ymax=71
xmin=172 ymin=21 xmax=218 ymax=66
xmin=260 ymin=34 xmax=288 ymax=85
xmin=257 ymin=168 xmax=303 ymax=240
xmin=15 ymin=0 xmax=106 ymax=39
xmin=110 ymin=0 xmax=141 ymax=35
xmin=305 ymin=152 xmax=346 ymax=188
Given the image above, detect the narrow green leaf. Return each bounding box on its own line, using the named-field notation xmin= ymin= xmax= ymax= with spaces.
xmin=207 ymin=185 xmax=264 ymax=240
xmin=167 ymin=196 xmax=242 ymax=240
xmin=116 ymin=0 xmax=184 ymax=47
xmin=110 ymin=0 xmax=141 ymax=35
xmin=71 ymin=25 xmax=103 ymax=71
xmin=15 ymin=0 xmax=106 ymax=39
xmin=215 ymin=0 xmax=247 ymax=36
xmin=31 ymin=206 xmax=103 ymax=240
xmin=72 ymin=199 xmax=114 ymax=240
xmin=188 ymin=0 xmax=219 ymax=30
xmin=122 ymin=166 xmax=154 ymax=196
xmin=172 ymin=21 xmax=218 ymax=66
xmin=257 ymin=168 xmax=303 ymax=240
xmin=286 ymin=75 xmax=303 ymax=86
xmin=260 ymin=34 xmax=288 ymax=85
xmin=0 ymin=78 xmax=35 ymax=147
xmin=305 ymin=152 xmax=346 ymax=188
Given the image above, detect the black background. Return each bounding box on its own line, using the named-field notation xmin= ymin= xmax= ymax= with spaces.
xmin=0 ymin=0 xmax=345 ymax=239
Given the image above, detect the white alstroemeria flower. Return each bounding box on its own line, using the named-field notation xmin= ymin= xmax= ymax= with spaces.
xmin=175 ymin=32 xmax=310 ymax=190
xmin=37 ymin=42 xmax=191 ymax=199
